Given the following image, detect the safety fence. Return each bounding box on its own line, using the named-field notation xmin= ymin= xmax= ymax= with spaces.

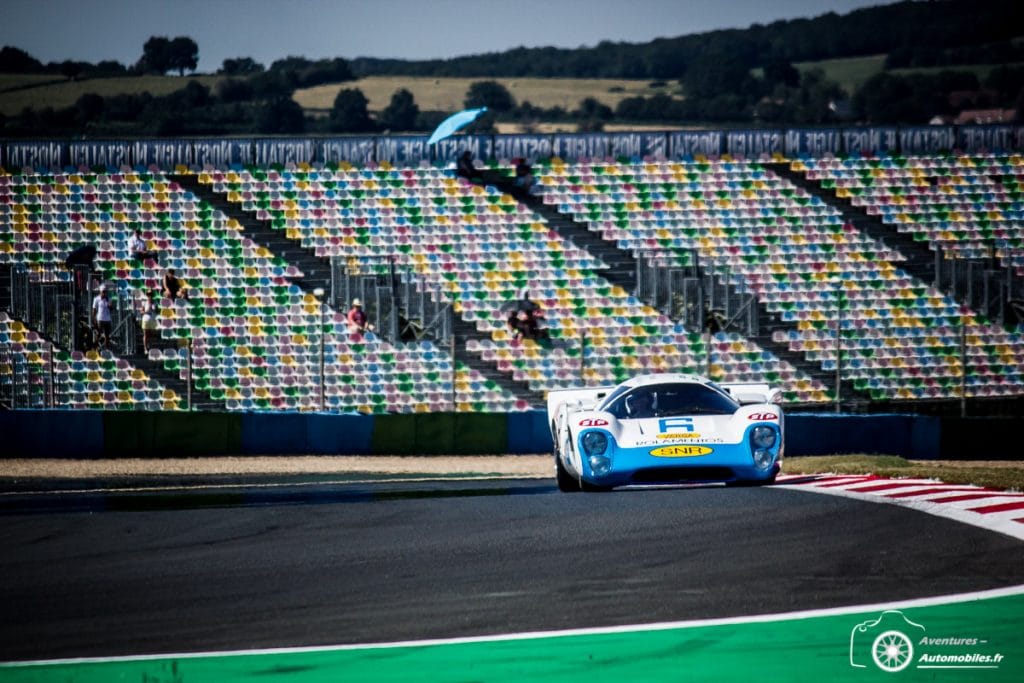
xmin=1 ymin=410 xmax=1020 ymax=459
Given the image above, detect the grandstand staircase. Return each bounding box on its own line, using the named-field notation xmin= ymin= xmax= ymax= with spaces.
xmin=480 ymin=171 xmax=638 ymax=291
xmin=0 ymin=308 xmax=219 ymax=411
xmin=767 ymin=163 xmax=936 ymax=282
xmin=451 ymin=318 xmax=545 ymax=406
xmin=131 ymin=344 xmax=221 ymax=411
xmin=769 ymin=162 xmax=1021 ymax=328
xmin=169 ymin=175 xmax=333 ymax=294
xmin=481 ymin=170 xmax=865 ymax=403
xmin=172 ymin=173 xmax=545 ymax=407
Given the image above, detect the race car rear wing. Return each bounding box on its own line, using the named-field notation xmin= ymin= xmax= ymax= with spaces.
xmin=719 ymin=382 xmax=782 ymax=405
xmin=546 ymin=385 xmax=617 ymax=419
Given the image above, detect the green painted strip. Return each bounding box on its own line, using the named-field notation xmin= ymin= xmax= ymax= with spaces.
xmin=102 ymin=411 xmax=243 ymax=457
xmin=3 ymin=591 xmax=1022 ymax=682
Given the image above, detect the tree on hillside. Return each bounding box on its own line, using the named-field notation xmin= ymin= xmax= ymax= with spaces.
xmin=137 ymin=37 xmax=171 ymax=74
xmin=168 ymin=37 xmax=199 ymax=76
xmin=137 ymin=36 xmax=198 ymax=75
xmin=220 ymin=57 xmax=264 ymax=75
xmin=683 ymin=49 xmax=754 ymax=100
xmin=0 ymin=46 xmax=43 ymax=73
xmin=464 ymin=81 xmax=515 ymax=112
xmin=379 ymin=88 xmax=419 ymax=131
xmin=256 ymin=96 xmax=305 ymax=134
xmin=330 ymin=88 xmax=374 ymax=132
xmin=269 ymin=56 xmax=353 ymax=88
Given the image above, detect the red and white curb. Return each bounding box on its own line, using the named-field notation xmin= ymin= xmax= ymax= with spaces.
xmin=775 ymin=474 xmax=1024 ymax=541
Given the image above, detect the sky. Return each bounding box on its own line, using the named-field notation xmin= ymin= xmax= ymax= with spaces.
xmin=2 ymin=0 xmax=898 ymax=73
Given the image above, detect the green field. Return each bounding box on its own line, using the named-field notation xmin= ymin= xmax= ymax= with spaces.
xmin=293 ymin=75 xmax=680 ymax=114
xmin=793 ymin=54 xmax=887 ymax=95
xmin=787 ymin=456 xmax=1024 ymax=492
xmin=1 ymin=53 xmax=1016 ymax=121
xmin=0 ymin=74 xmax=225 ymax=116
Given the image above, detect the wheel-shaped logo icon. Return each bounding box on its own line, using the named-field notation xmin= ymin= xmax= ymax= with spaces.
xmin=872 ymin=630 xmax=914 ymax=673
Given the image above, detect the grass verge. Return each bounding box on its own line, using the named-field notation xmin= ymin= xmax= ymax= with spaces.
xmin=785 ymin=455 xmax=1024 ymax=492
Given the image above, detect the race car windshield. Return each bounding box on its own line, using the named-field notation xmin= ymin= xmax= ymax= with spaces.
xmin=605 ymin=383 xmax=740 ymax=419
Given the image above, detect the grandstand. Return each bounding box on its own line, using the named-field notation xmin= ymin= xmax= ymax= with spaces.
xmin=2 ymin=133 xmax=1023 ymax=415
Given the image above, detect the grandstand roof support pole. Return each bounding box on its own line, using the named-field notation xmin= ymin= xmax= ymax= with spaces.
xmin=705 ymin=330 xmax=712 ymax=380
xmin=186 ymin=338 xmax=193 ymax=412
xmin=960 ymin=317 xmax=968 ymax=418
xmin=48 ymin=339 xmax=55 ymax=408
xmin=450 ymin=333 xmax=457 ymax=412
xmin=314 ymin=288 xmax=326 ymax=412
xmin=835 ymin=286 xmax=843 ymax=414
xmin=579 ymin=332 xmax=586 ymax=382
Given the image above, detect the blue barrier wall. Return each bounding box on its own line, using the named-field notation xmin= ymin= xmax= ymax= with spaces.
xmin=0 ymin=410 xmax=1018 ymax=459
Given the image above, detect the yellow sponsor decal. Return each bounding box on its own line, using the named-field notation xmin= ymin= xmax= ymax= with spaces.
xmin=649 ymin=445 xmax=713 ymax=457
xmin=658 ymin=432 xmax=700 ymax=439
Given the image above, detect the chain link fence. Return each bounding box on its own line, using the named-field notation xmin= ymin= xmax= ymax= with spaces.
xmin=934 ymin=252 xmax=1023 ymax=327
xmin=636 ymin=251 xmax=759 ymax=336
xmin=330 ymin=257 xmax=453 ymax=345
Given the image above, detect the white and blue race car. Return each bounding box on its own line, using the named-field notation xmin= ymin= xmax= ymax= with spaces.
xmin=547 ymin=373 xmax=784 ymax=492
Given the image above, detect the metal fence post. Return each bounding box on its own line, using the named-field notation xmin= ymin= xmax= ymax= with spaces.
xmin=835 ymin=286 xmax=843 ymax=414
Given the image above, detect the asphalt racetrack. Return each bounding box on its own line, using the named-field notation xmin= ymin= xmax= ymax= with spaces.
xmin=2 ymin=478 xmax=1023 ymax=662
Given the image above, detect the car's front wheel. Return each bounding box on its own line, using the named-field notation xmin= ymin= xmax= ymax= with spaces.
xmin=555 ymin=452 xmax=580 ymax=493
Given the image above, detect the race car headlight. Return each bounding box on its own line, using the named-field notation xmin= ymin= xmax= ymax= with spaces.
xmin=581 ymin=431 xmax=612 ymax=477
xmin=753 ymin=449 xmax=774 ymax=470
xmin=751 ymin=425 xmax=777 ymax=449
xmin=581 ymin=431 xmax=608 ymax=456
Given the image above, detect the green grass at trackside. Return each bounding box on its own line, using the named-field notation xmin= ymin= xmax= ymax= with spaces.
xmin=786 ymin=455 xmax=1024 ymax=492
xmin=3 ymin=591 xmax=1022 ymax=682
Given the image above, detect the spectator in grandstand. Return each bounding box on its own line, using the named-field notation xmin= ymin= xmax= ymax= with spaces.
xmin=512 ymin=158 xmax=537 ymax=199
xmin=126 ymin=229 xmax=159 ymax=264
xmin=456 ymin=150 xmax=482 ymax=182
xmin=91 ymin=286 xmax=113 ymax=351
xmin=161 ymin=268 xmax=188 ymax=302
xmin=139 ymin=290 xmax=159 ymax=354
xmin=704 ymin=309 xmax=727 ymax=334
xmin=346 ymin=298 xmax=374 ymax=338
xmin=398 ymin=309 xmax=423 ymax=342
xmin=506 ymin=290 xmax=548 ymax=342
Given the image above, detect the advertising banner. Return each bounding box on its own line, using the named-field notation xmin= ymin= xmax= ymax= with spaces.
xmin=670 ymin=131 xmax=724 ymax=158
xmin=254 ymin=138 xmax=314 ymax=166
xmin=842 ymin=127 xmax=898 ymax=155
xmin=552 ymin=134 xmax=610 ymax=160
xmin=785 ymin=128 xmax=843 ymax=157
xmin=899 ymin=126 xmax=955 ymax=154
xmin=375 ymin=135 xmax=431 ymax=163
xmin=3 ymin=141 xmax=66 ymax=170
xmin=192 ymin=139 xmax=252 ymax=168
xmin=68 ymin=140 xmax=132 ymax=169
xmin=725 ymin=129 xmax=784 ymax=157
xmin=609 ymin=132 xmax=668 ymax=160
xmin=492 ymin=135 xmax=552 ymax=161
xmin=956 ymin=125 xmax=1017 ymax=153
xmin=132 ymin=139 xmax=192 ymax=169
xmin=318 ymin=137 xmax=376 ymax=165
xmin=430 ymin=135 xmax=491 ymax=164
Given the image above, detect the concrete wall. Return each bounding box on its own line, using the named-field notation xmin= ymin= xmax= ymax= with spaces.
xmin=0 ymin=410 xmax=1017 ymax=459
